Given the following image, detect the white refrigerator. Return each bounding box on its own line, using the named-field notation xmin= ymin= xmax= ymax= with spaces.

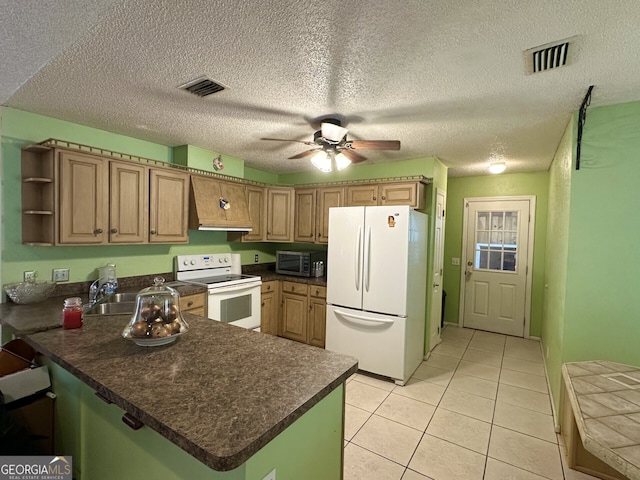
xmin=325 ymin=205 xmax=428 ymax=385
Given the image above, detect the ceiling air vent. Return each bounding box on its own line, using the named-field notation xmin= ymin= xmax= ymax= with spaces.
xmin=178 ymin=76 xmax=226 ymax=97
xmin=524 ymin=37 xmax=577 ymax=75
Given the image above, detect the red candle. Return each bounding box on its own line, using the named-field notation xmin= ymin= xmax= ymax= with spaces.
xmin=62 ymin=297 xmax=83 ymax=329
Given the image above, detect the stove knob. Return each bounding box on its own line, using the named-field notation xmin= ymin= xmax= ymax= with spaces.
xmin=190 ymin=260 xmax=196 ymax=265
xmin=218 ymin=258 xmax=223 ymax=264
xmin=224 ymin=257 xmax=229 ymax=263
xmin=183 ymin=260 xmax=189 ymax=266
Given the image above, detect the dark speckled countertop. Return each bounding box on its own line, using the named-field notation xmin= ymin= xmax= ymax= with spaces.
xmin=1 ymin=279 xmax=357 ymax=472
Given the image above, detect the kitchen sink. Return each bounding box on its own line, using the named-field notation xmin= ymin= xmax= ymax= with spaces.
xmin=105 ymin=292 xmax=138 ymax=303
xmin=84 ymin=302 xmax=135 ymax=316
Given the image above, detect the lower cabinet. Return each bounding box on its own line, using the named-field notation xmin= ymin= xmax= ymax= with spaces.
xmin=260 ymin=281 xmax=279 ymax=335
xmin=179 ymin=292 xmax=206 ymax=317
xmin=279 ymin=281 xmax=326 ymax=348
xmin=308 ymin=286 xmax=327 ymax=348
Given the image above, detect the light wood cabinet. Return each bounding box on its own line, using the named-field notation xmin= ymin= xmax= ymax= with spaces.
xmin=109 ymin=161 xmax=149 ymax=244
xmin=21 ymin=146 xmax=56 ymax=246
xmin=308 ymin=286 xmax=327 ymax=348
xmin=294 ymin=188 xmax=316 ymax=243
xmin=260 ymin=281 xmax=279 ymax=335
xmin=281 ymin=282 xmax=309 ymax=343
xmin=59 ymin=151 xmax=109 ymax=244
xmin=229 ymin=185 xmax=267 ymax=242
xmin=346 ymin=181 xmax=425 ymax=209
xmin=279 ymin=281 xmax=326 ymax=348
xmin=179 ymin=292 xmax=206 ymax=317
xmin=22 ymin=145 xmax=190 ymax=245
xmin=345 ymin=184 xmax=379 ymax=207
xmin=315 ymin=187 xmax=344 ymax=244
xmin=266 ymin=187 xmax=294 ymax=241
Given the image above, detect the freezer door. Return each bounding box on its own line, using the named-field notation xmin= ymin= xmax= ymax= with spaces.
xmin=362 ymin=206 xmax=410 ymax=316
xmin=325 ymin=305 xmax=407 ymax=382
xmin=327 ymin=206 xmax=365 ymax=309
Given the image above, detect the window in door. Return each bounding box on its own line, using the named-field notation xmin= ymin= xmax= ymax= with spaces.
xmin=474 ymin=210 xmax=519 ymax=272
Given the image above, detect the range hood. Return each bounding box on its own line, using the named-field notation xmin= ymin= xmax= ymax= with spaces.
xmin=189 ymin=176 xmax=253 ymax=232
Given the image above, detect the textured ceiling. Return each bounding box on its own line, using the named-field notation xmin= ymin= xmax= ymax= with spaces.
xmin=3 ymin=1 xmax=640 ymax=176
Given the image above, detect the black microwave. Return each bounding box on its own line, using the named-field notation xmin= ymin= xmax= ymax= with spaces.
xmin=276 ymin=250 xmax=327 ymax=277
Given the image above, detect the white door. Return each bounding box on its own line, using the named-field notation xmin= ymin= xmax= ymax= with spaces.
xmin=326 ymin=206 xmax=365 ymax=309
xmin=362 ymin=206 xmax=410 ymax=316
xmin=429 ymin=189 xmax=446 ymax=352
xmin=461 ymin=198 xmax=534 ymax=337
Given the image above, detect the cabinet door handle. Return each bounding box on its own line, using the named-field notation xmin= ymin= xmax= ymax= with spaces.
xmin=94 ymin=228 xmax=103 ymax=234
xmin=372 ymin=196 xmax=377 ymax=201
xmin=110 ymin=228 xmax=118 ymax=234
xmin=261 ymin=302 xmax=265 ymax=307
xmin=150 ymin=229 xmax=157 ymax=235
xmin=381 ymin=195 xmax=386 ymax=200
xmin=267 ymin=285 xmax=271 ymax=290
xmin=187 ymin=301 xmax=193 ymax=307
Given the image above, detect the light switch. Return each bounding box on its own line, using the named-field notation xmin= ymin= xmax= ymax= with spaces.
xmin=451 ymin=258 xmax=461 ymax=266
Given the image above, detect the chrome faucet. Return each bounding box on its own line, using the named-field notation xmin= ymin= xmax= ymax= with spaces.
xmin=87 ymin=263 xmax=118 ymax=307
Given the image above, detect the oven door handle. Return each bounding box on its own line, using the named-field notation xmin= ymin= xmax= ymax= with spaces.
xmin=207 ymin=282 xmax=262 ymax=294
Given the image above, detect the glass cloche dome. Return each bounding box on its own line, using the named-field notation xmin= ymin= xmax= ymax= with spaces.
xmin=122 ymin=277 xmax=189 ymax=346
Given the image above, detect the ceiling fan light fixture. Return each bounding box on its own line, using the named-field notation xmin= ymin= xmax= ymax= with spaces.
xmin=488 ymin=162 xmax=507 ymax=174
xmin=335 ymin=152 xmax=351 ymax=171
xmin=311 ymin=151 xmax=332 ymax=172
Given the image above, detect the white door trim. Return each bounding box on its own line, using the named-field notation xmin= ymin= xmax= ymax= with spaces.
xmin=457 ymin=195 xmax=536 ymax=338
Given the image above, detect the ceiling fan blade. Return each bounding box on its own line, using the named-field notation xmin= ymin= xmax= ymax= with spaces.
xmin=288 ymin=149 xmax=322 ymax=159
xmin=261 ymin=137 xmax=316 ymax=146
xmin=339 ymin=148 xmax=367 ymax=164
xmin=321 ymin=122 xmax=349 ymax=142
xmin=348 ymin=140 xmax=401 ymax=150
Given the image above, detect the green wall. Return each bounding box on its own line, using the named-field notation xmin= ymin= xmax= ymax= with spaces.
xmin=0 ymin=107 xmax=276 ymax=285
xmin=562 ymin=100 xmax=640 ymax=366
xmin=541 ymin=116 xmax=574 ymax=415
xmin=442 ymin=171 xmax=549 ymax=337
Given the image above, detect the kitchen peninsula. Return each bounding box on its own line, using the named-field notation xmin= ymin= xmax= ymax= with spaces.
xmin=1 ymin=300 xmax=357 ymax=480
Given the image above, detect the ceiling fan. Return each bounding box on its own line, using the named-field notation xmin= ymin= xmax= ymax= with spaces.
xmin=261 ymin=117 xmax=400 ymax=171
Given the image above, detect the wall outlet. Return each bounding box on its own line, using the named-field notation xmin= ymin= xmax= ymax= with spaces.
xmin=52 ymin=268 xmax=70 ymax=282
xmin=24 ymin=271 xmax=37 ymax=282
xmin=254 ymin=254 xmax=259 ymax=263
xmin=262 ymin=469 xmax=276 ymax=480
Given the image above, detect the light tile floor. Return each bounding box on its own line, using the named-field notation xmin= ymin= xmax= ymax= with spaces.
xmin=343 ymin=325 xmax=601 ymax=480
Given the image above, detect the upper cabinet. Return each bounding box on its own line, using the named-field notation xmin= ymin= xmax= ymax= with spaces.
xmin=150 ymin=169 xmax=189 ymax=243
xmin=266 ymin=187 xmax=294 ymax=242
xmin=345 ymin=181 xmax=425 ymax=209
xmin=22 ymin=142 xmax=190 ymax=245
xmin=316 ymin=187 xmax=345 ymax=244
xmin=294 ymin=188 xmax=316 ymax=243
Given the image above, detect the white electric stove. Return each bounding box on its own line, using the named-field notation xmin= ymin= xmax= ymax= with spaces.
xmin=175 ymin=253 xmax=262 ymax=330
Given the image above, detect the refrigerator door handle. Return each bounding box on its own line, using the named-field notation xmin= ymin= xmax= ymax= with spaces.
xmin=355 ymin=226 xmax=362 ymax=291
xmin=334 ymin=309 xmax=395 ymax=326
xmin=364 ymin=225 xmax=372 ymax=292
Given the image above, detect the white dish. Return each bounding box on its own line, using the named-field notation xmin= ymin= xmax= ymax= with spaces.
xmin=130 ymin=334 xmax=179 ymax=347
